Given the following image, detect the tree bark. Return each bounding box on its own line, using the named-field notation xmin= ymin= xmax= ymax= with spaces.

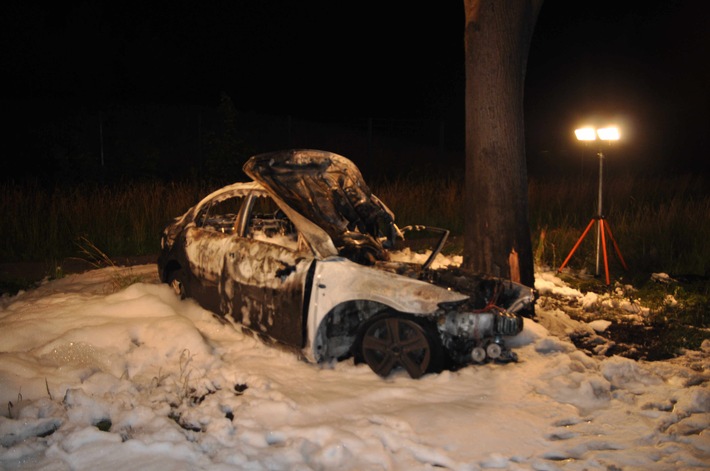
xmin=462 ymin=0 xmax=542 ymax=289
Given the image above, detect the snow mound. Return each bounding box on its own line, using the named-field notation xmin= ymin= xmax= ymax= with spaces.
xmin=1 ymin=264 xmax=708 ymax=470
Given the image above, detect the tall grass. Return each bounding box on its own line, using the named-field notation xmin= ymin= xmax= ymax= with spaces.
xmin=0 ymin=180 xmax=212 ymax=262
xmin=528 ymin=173 xmax=710 ymax=276
xmin=372 ymin=176 xmax=464 ymax=234
xmin=1 ymin=173 xmax=708 ymax=277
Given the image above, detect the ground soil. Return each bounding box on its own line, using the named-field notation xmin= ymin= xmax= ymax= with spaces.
xmin=569 ymin=322 xmax=673 ymax=361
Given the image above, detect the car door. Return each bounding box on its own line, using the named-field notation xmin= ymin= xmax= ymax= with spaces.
xmin=182 ymin=192 xmax=246 ymax=314
xmin=222 ymin=193 xmax=315 ymax=348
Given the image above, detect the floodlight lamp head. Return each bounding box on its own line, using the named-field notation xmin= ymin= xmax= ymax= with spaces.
xmin=597 ymin=126 xmax=620 ymax=141
xmin=575 ymin=127 xmax=597 ymax=141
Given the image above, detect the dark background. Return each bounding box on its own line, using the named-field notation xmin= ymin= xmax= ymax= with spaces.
xmin=2 ymin=1 xmax=709 ymax=182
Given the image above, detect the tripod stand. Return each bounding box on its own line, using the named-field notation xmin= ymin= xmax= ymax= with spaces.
xmin=557 ymin=149 xmax=628 ymax=285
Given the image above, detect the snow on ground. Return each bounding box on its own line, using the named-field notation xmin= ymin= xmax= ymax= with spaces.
xmin=1 ymin=262 xmax=709 ymax=470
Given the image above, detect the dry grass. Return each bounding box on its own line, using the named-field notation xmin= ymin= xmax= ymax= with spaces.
xmin=1 ymin=173 xmax=708 ymax=279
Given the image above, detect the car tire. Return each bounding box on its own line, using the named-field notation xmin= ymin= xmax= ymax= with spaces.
xmin=166 ymin=268 xmax=186 ymax=300
xmin=356 ymin=313 xmax=444 ymax=379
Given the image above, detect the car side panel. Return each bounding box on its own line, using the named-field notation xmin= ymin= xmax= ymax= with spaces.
xmin=221 ymin=238 xmax=313 ymax=348
xmin=182 ymin=224 xmax=314 ymax=347
xmin=303 ymin=257 xmax=469 ymax=361
xmin=183 ymin=226 xmax=232 ymax=314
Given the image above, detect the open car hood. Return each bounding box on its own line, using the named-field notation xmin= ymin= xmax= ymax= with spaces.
xmin=243 ymin=149 xmax=395 ymax=263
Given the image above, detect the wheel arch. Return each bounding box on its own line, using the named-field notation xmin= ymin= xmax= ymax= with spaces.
xmin=312 ymin=299 xmax=399 ymax=363
xmin=311 ymin=299 xmax=441 ymax=365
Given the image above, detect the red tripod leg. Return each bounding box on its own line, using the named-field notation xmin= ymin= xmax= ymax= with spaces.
xmin=603 ymin=222 xmax=629 ymax=271
xmin=600 ymin=219 xmax=611 ymax=285
xmin=558 ymin=218 xmax=596 ymax=273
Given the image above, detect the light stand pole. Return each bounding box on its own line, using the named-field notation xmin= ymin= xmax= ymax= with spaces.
xmin=557 ymin=127 xmax=628 ymax=285
xmin=595 ymin=149 xmax=603 ymax=276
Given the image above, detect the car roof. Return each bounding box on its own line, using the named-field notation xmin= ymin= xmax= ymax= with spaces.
xmin=195 ymin=181 xmax=265 ymax=211
xmin=192 ymin=179 xmax=339 ymax=259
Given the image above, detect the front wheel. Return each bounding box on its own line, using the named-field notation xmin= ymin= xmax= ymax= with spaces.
xmin=356 ymin=313 xmax=444 ymax=379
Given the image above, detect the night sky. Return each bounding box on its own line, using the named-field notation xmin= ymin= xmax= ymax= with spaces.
xmin=2 ymin=1 xmax=709 ymax=176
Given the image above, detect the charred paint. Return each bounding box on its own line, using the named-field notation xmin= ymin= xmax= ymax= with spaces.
xmin=221 ymin=238 xmax=312 ymax=348
xmin=244 ymin=150 xmax=397 ymax=264
xmin=158 ymin=149 xmax=537 ymax=377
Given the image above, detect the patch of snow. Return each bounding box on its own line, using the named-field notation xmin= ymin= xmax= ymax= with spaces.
xmin=388 ymin=248 xmax=462 ymax=269
xmin=1 ymin=264 xmax=708 ymax=470
xmin=588 ymin=319 xmax=612 ymax=333
xmin=535 ymin=272 xmax=584 ymax=299
xmin=664 ymin=294 xmax=679 ymax=307
xmin=578 ymin=291 xmax=598 ymax=310
xmin=651 ymin=272 xmax=676 ymax=284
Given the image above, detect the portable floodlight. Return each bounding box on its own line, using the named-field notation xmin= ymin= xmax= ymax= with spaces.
xmin=558 ymin=126 xmax=628 ymax=285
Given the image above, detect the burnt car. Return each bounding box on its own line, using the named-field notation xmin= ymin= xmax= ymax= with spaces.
xmin=158 ymin=149 xmax=535 ymax=378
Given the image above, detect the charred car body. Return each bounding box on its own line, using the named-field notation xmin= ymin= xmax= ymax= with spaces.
xmin=158 ymin=149 xmax=535 ymax=378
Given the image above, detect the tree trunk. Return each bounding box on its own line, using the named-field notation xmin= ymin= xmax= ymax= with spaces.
xmin=462 ymin=0 xmax=542 ymax=289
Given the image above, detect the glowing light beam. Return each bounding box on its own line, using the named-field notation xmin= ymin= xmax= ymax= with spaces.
xmin=597 ymin=126 xmax=620 ymax=141
xmin=575 ymin=127 xmax=597 ymax=141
